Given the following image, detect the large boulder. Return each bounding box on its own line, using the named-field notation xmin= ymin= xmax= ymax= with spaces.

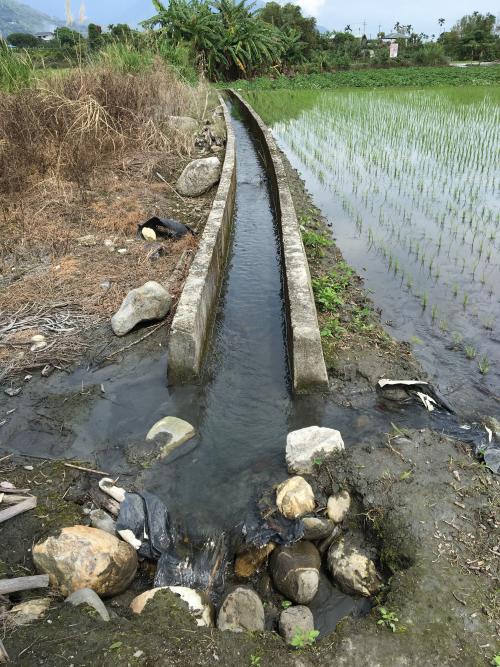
xmin=176 ymin=156 xmax=221 ymax=197
xmin=279 ymin=605 xmax=315 ymax=645
xmin=130 ymin=586 xmax=213 ymax=627
xmin=286 ymin=426 xmax=344 ymax=474
xmin=33 ymin=526 xmax=137 ymax=597
xmin=270 ymin=542 xmax=321 ymax=604
xmin=327 ymin=490 xmax=351 ymax=524
xmin=217 ymin=587 xmax=264 ymax=633
xmin=276 ymin=476 xmax=315 ymax=519
xmin=327 ymin=538 xmax=382 ymax=597
xmin=111 ymin=281 xmax=171 ymax=337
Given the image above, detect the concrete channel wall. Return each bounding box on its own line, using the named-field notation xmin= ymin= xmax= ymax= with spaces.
xmin=228 ymin=90 xmax=329 ymax=393
xmin=167 ymin=93 xmax=236 ymax=382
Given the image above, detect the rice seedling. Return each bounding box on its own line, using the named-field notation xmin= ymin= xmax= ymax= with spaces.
xmin=465 ymin=345 xmax=476 ymax=360
xmin=478 ymin=356 xmax=490 ymax=375
xmin=249 ymin=86 xmax=499 ymax=388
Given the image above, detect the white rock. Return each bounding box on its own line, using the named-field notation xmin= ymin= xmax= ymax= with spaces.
xmin=130 ymin=586 xmax=213 ymax=626
xmin=327 ymin=490 xmax=351 ymax=523
xmin=8 ymin=598 xmax=51 ymax=626
xmin=146 ymin=416 xmax=195 ymax=458
xmin=286 ymin=426 xmax=344 ymax=474
xmin=327 ymin=538 xmax=382 ymax=597
xmin=276 ymin=476 xmax=315 ymax=519
xmin=141 ymin=227 xmax=157 ymax=242
xmin=176 ymin=157 xmax=221 ymax=197
xmin=111 ymin=281 xmax=171 ymax=336
xmin=98 ymin=478 xmax=126 ymax=503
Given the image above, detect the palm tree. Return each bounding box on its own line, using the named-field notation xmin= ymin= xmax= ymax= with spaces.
xmin=344 ymin=24 xmax=352 ymax=33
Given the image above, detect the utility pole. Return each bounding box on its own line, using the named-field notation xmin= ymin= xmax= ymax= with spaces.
xmin=362 ymin=20 xmax=367 ymax=34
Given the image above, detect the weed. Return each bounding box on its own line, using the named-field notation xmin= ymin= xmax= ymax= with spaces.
xmin=281 ymin=600 xmax=293 ymax=609
xmin=250 ymin=656 xmax=261 ymax=666
xmin=290 ymin=629 xmax=320 ymax=648
xmin=377 ymin=607 xmax=405 ymax=633
xmin=320 ymin=318 xmax=345 ymax=338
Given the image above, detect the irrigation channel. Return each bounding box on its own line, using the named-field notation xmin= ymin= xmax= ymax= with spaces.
xmin=4 ymin=98 xmax=496 ymax=633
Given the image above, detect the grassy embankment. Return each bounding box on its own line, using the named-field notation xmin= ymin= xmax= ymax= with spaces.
xmin=0 ymin=44 xmax=211 ymax=380
xmin=231 ymin=64 xmax=500 ymax=90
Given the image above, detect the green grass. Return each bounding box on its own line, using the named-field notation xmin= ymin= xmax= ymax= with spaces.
xmin=231 ymin=65 xmax=500 ymax=90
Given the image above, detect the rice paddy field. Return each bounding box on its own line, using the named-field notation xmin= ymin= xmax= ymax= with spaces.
xmin=245 ymin=86 xmax=500 ymax=413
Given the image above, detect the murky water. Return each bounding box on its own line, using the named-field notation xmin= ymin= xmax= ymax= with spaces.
xmin=244 ymin=88 xmax=500 ymax=416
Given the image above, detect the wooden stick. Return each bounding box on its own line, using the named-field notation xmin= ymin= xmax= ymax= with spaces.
xmin=0 ymin=494 xmax=33 ymax=505
xmin=0 ymin=487 xmax=31 ymax=494
xmin=63 ymin=463 xmax=110 ymax=476
xmin=0 ymin=497 xmax=36 ymax=523
xmin=0 ymin=574 xmax=49 ymax=596
xmin=0 ymin=638 xmax=9 ymax=663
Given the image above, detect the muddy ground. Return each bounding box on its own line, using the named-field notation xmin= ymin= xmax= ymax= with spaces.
xmin=0 ymin=426 xmax=498 ymax=666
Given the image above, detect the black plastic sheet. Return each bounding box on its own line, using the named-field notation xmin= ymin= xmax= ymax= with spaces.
xmin=116 ymin=491 xmax=174 ymax=560
xmin=138 ymin=216 xmax=194 ymax=240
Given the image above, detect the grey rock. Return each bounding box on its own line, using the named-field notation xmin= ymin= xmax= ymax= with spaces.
xmin=176 ymin=157 xmax=221 ymax=197
xmin=65 ymin=588 xmax=110 ymax=621
xmin=111 ymin=281 xmax=171 ymax=336
xmin=279 ymin=605 xmax=315 ymax=645
xmin=302 ymin=517 xmax=336 ymax=541
xmin=168 ymin=115 xmax=198 ymax=133
xmin=270 ymin=542 xmax=321 ymax=604
xmin=217 ymin=587 xmax=264 ymax=633
xmin=89 ymin=509 xmax=116 ymax=536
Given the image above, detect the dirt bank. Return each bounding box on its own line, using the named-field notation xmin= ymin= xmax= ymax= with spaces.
xmin=281 ymin=153 xmax=424 ymax=407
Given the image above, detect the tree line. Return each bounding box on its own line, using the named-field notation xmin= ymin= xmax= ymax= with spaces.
xmin=4 ymin=1 xmax=500 ymax=80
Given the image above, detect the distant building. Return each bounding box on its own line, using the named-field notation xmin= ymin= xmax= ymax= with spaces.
xmin=381 ymin=32 xmax=408 ymax=42
xmin=34 ymin=32 xmax=55 ymax=41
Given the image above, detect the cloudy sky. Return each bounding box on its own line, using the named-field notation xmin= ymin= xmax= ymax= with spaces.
xmin=28 ymin=0 xmax=499 ymax=36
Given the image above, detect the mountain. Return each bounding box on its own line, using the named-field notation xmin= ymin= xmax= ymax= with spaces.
xmin=0 ymin=0 xmax=65 ymax=36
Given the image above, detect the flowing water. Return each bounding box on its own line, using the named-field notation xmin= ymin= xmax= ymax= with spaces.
xmin=244 ymin=87 xmax=500 ymax=416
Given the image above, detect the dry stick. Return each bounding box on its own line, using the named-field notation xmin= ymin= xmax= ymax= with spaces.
xmin=0 ymin=494 xmax=33 ymax=505
xmin=63 ymin=463 xmax=110 ymax=477
xmin=0 ymin=639 xmax=9 ymax=664
xmin=0 ymin=496 xmax=36 ymax=524
xmin=102 ymin=321 xmax=165 ymax=362
xmin=0 ymin=575 xmax=49 ymax=596
xmin=155 ymin=172 xmax=187 ymax=203
xmin=0 ymin=454 xmax=12 ymax=464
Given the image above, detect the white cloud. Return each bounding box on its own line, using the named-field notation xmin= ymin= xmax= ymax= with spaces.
xmin=285 ymin=0 xmax=327 ymax=17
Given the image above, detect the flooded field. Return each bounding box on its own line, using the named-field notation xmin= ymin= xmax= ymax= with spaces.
xmin=245 ymin=87 xmax=500 ymax=414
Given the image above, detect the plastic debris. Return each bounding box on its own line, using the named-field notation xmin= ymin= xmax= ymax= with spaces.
xmin=137 ymin=217 xmax=194 ymax=240
xmin=377 ymin=379 xmax=454 ymax=413
xmin=98 ymin=478 xmax=126 ymax=503
xmin=116 ymin=491 xmax=175 ymax=560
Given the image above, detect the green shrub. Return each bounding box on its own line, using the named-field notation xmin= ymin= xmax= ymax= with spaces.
xmin=0 ymin=42 xmax=35 ymax=91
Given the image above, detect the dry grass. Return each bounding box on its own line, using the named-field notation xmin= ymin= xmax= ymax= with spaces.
xmin=0 ymin=61 xmax=205 ymax=194
xmin=0 ymin=60 xmax=220 ymax=382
